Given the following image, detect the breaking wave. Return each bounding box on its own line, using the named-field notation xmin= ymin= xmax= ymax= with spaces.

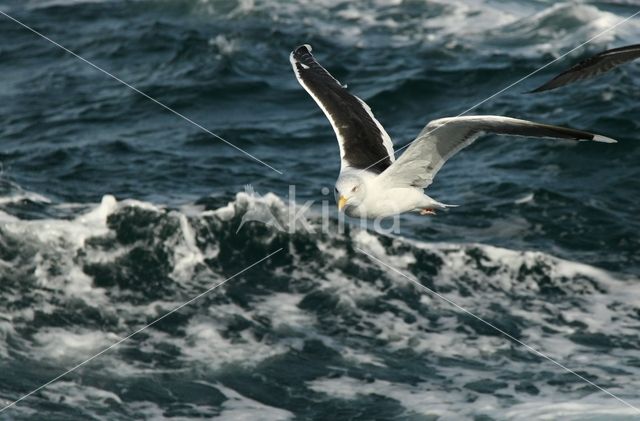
xmin=1 ymin=189 xmax=638 ymax=419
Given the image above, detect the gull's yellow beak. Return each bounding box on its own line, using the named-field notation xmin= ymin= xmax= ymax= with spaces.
xmin=338 ymin=195 xmax=347 ymax=211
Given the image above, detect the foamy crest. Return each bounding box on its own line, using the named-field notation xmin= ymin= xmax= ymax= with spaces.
xmin=215 ymin=383 xmax=294 ymax=420
xmin=1 ymin=189 xmax=638 ymax=417
xmin=33 ymin=328 xmax=121 ymax=361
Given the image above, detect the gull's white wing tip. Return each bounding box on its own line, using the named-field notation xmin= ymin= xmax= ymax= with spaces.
xmin=593 ymin=134 xmax=617 ymax=143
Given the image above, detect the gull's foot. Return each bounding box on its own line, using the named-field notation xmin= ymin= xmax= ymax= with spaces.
xmin=420 ymin=208 xmax=436 ymax=216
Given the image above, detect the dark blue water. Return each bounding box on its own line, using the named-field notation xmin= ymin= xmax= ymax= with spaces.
xmin=1 ymin=0 xmax=640 ymax=419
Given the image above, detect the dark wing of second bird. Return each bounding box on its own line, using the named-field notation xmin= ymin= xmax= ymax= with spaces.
xmin=530 ymin=44 xmax=640 ymax=93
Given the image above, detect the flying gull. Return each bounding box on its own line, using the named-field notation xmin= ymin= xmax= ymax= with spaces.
xmin=530 ymin=44 xmax=640 ymax=93
xmin=290 ymin=44 xmax=616 ymax=218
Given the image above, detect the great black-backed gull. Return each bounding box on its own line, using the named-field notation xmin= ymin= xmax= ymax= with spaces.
xmin=290 ymin=44 xmax=616 ymax=218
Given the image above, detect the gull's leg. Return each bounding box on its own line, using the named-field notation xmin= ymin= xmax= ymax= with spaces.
xmin=420 ymin=208 xmax=436 ymax=216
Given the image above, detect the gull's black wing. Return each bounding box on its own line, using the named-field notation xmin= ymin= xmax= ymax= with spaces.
xmin=290 ymin=45 xmax=395 ymax=174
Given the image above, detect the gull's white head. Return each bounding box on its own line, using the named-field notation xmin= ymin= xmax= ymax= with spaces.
xmin=335 ymin=174 xmax=366 ymax=214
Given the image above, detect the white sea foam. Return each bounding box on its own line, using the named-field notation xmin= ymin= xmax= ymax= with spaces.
xmin=2 ymin=189 xmax=639 ymax=417
xmin=309 ymin=374 xmax=640 ymax=420
xmin=0 ymin=191 xmax=50 ymax=206
xmin=179 ymin=316 xmax=286 ymax=369
xmin=308 ymin=376 xmax=467 ymax=419
xmin=215 ymin=383 xmax=294 ymax=420
xmin=41 ymin=380 xmax=122 ymax=406
xmin=515 ymin=192 xmax=534 ymax=204
xmin=193 ymin=0 xmax=640 ymax=52
xmin=2 ymin=194 xmax=117 ymax=250
xmin=209 ymin=34 xmax=238 ymax=56
xmin=256 ymin=292 xmax=315 ymax=332
xmin=169 ymin=212 xmax=206 ymax=281
xmin=33 ymin=328 xmax=121 ymax=361
xmin=25 ymin=0 xmax=110 ymax=9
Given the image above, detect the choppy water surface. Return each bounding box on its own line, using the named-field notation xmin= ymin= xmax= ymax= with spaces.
xmin=1 ymin=0 xmax=640 ymax=419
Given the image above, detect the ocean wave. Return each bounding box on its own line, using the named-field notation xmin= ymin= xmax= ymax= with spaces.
xmin=187 ymin=0 xmax=639 ymax=54
xmin=2 ymin=0 xmax=639 ymax=417
xmin=0 ymin=190 xmax=638 ymax=417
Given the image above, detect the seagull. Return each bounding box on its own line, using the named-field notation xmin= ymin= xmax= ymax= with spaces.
xmin=289 ymin=44 xmax=616 ymax=219
xmin=530 ymin=44 xmax=640 ymax=93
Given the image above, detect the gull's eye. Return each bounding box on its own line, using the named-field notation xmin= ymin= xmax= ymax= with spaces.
xmin=351 ymin=186 xmax=358 ymax=193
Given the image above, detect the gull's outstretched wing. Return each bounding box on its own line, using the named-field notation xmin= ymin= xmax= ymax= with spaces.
xmin=379 ymin=116 xmax=615 ymax=189
xmin=530 ymin=44 xmax=640 ymax=93
xmin=290 ymin=44 xmax=395 ymax=174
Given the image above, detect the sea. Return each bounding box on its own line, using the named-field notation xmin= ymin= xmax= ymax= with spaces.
xmin=0 ymin=0 xmax=639 ymax=419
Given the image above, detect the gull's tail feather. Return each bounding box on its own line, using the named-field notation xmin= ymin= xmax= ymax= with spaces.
xmin=435 ymin=201 xmax=459 ymax=209
xmin=426 ymin=198 xmax=458 ymax=210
